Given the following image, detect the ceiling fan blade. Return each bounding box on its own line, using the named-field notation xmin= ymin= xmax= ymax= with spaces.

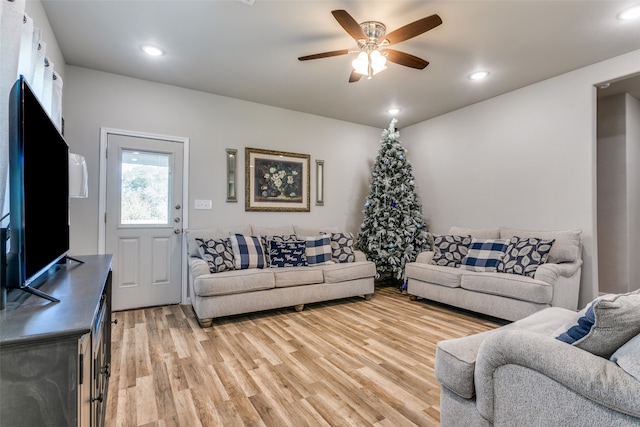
xmin=298 ymin=49 xmax=350 ymax=61
xmin=384 ymin=49 xmax=429 ymax=69
xmin=332 ymin=10 xmax=367 ymax=42
xmin=349 ymin=70 xmax=362 ymax=83
xmin=383 ymin=14 xmax=442 ymax=45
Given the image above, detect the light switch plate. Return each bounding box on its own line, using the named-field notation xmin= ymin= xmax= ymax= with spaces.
xmin=194 ymin=199 xmax=212 ymax=210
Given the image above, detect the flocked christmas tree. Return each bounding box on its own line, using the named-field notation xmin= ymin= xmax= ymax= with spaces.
xmin=357 ymin=119 xmax=430 ymax=286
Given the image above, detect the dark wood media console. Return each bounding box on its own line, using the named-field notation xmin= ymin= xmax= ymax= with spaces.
xmin=0 ymin=254 xmax=113 ymax=426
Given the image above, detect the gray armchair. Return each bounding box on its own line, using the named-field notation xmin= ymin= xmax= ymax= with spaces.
xmin=436 ymin=306 xmax=640 ymax=426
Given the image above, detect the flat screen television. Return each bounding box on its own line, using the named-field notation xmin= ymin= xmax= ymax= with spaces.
xmin=6 ymin=75 xmax=69 ymax=302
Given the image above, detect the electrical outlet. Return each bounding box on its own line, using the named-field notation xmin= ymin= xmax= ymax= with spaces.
xmin=194 ymin=199 xmax=212 ymax=210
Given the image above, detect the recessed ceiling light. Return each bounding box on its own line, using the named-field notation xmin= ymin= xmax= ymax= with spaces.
xmin=469 ymin=71 xmax=489 ymax=80
xmin=141 ymin=45 xmax=164 ymax=56
xmin=387 ymin=108 xmax=401 ymax=115
xmin=618 ymin=5 xmax=640 ymax=20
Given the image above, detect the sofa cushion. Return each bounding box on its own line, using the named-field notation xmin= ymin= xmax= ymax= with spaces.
xmin=431 ymin=234 xmax=472 ymax=267
xmin=330 ymin=232 xmax=356 ymax=263
xmin=303 ymin=235 xmax=333 ymax=265
xmin=273 ymin=268 xmax=324 ymax=288
xmin=449 ymin=226 xmax=500 ymax=239
xmin=459 ymin=239 xmax=509 ymax=273
xmin=436 ymin=307 xmax=577 ymax=399
xmin=436 ymin=329 xmax=496 ymax=399
xmin=252 ymin=225 xmax=296 ymax=237
xmin=195 ymin=237 xmax=235 ymax=273
xmin=405 ymin=262 xmax=464 ymax=288
xmin=269 ymin=240 xmax=308 ymax=268
xmin=498 ymin=236 xmax=555 ymax=277
xmin=186 ymin=225 xmax=252 ymax=256
xmin=554 ymin=290 xmax=640 ymax=358
xmin=193 ymin=269 xmax=275 ymax=297
xmin=460 ymin=272 xmax=553 ymax=304
xmin=229 ymin=234 xmax=266 ymax=269
xmin=499 ymin=227 xmax=581 ymax=264
xmin=322 ymin=261 xmax=376 ymax=283
xmin=294 ymin=225 xmax=340 ymax=237
xmin=610 ymin=333 xmax=640 ymax=381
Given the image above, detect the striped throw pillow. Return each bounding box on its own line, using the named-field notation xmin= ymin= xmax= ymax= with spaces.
xmin=229 ymin=234 xmax=266 ymax=269
xmin=459 ymin=238 xmax=509 ymax=272
xmin=303 ymin=235 xmax=332 ymax=265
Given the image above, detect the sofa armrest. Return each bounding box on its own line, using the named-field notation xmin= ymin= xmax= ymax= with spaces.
xmin=189 ymin=255 xmax=211 ymax=278
xmin=535 ymin=259 xmax=583 ymax=281
xmin=475 ymin=329 xmax=640 ymax=423
xmin=354 ymin=250 xmax=368 ymax=262
xmin=535 ymin=259 xmax=583 ymax=310
xmin=415 ymin=251 xmax=435 ymax=264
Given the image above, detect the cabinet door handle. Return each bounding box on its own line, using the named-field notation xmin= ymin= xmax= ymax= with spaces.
xmin=92 ymin=393 xmax=103 ymax=403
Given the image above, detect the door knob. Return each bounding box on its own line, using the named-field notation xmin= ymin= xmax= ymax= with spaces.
xmin=174 ymin=229 xmax=182 ymax=234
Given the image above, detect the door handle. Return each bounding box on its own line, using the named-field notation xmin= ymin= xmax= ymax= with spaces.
xmin=174 ymin=229 xmax=182 ymax=234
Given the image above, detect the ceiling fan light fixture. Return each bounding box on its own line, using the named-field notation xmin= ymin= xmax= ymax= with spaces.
xmin=370 ymin=50 xmax=387 ymax=69
xmin=303 ymin=10 xmax=441 ymax=83
xmin=371 ymin=62 xmax=387 ymax=76
xmin=352 ymin=52 xmax=369 ymax=75
xmin=352 ymin=50 xmax=387 ymax=77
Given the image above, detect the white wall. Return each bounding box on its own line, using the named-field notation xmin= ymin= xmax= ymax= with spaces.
xmin=63 ymin=67 xmax=381 ymax=255
xmin=402 ymin=49 xmax=640 ymax=308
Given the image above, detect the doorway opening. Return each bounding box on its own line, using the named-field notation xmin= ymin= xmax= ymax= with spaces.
xmin=596 ymin=72 xmax=640 ymax=295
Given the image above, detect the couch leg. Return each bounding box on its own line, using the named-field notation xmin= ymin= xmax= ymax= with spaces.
xmin=197 ymin=317 xmax=213 ymax=328
xmin=191 ymin=306 xmax=213 ymax=328
xmin=294 ymin=304 xmax=305 ymax=312
xmin=409 ymin=295 xmax=418 ymax=301
xmin=364 ymin=293 xmax=374 ymax=301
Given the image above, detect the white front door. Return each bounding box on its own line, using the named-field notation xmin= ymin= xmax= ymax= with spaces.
xmin=105 ymin=133 xmax=184 ymax=311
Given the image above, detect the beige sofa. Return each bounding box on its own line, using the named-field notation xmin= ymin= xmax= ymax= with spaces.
xmin=435 ymin=293 xmax=640 ymax=426
xmin=186 ymin=225 xmax=376 ymax=327
xmin=405 ymin=226 xmax=583 ymax=321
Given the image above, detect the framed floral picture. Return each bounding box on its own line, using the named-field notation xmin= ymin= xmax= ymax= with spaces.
xmin=245 ymin=147 xmax=310 ymax=212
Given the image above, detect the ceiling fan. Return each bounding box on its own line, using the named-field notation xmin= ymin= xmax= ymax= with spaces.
xmin=298 ymin=10 xmax=442 ymax=82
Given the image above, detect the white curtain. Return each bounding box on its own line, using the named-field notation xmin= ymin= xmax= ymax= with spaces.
xmin=1 ymin=1 xmax=62 ymax=223
xmin=17 ymin=13 xmax=35 ymax=84
xmin=1 ymin=0 xmax=26 ymax=223
xmin=51 ymin=71 xmax=63 ymax=131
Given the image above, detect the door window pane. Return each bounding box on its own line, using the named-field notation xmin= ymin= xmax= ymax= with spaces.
xmin=121 ymin=150 xmax=171 ymax=225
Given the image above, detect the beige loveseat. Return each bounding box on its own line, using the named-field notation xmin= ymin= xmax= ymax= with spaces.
xmin=405 ymin=226 xmax=583 ymax=321
xmin=435 ymin=291 xmax=640 ymax=426
xmin=186 ymin=225 xmax=376 ymax=327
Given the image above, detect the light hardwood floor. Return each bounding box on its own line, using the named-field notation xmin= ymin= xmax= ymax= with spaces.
xmin=105 ymin=285 xmax=499 ymax=427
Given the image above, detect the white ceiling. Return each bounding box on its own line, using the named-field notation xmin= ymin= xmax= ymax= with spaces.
xmin=41 ymin=0 xmax=640 ymax=128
